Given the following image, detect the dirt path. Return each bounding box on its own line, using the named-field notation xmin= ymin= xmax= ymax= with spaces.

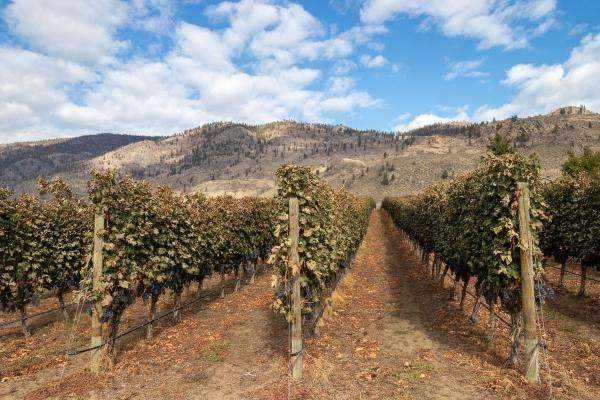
xmin=5 ymin=210 xmax=598 ymax=399
xmin=295 ymin=210 xmax=494 ymax=400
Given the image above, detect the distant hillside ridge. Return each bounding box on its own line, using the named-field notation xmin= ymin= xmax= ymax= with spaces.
xmin=405 ymin=105 xmax=600 ymax=144
xmin=1 ymin=107 xmax=599 ymax=199
xmin=87 ymin=120 xmax=399 ymax=189
xmin=0 ymin=121 xmax=400 ymax=194
xmin=0 ymin=133 xmax=160 ymax=188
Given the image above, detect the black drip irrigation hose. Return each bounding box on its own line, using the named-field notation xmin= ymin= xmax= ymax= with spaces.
xmin=66 ymin=263 xmax=267 ymax=357
xmin=0 ymin=303 xmax=76 ymax=329
xmin=546 ymin=265 xmax=600 ymax=283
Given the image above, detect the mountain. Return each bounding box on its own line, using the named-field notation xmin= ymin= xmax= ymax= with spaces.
xmin=407 ymin=106 xmax=598 ymax=143
xmin=1 ymin=122 xmax=397 ymax=196
xmin=0 ymin=133 xmax=159 ymax=192
xmin=1 ymin=107 xmax=599 ymax=199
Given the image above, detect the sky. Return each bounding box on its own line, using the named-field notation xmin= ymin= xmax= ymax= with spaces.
xmin=1 ymin=0 xmax=600 ymax=143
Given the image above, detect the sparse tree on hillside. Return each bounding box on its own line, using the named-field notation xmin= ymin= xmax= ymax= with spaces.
xmin=515 ymin=132 xmax=529 ymax=146
xmin=488 ymin=133 xmax=514 ymax=156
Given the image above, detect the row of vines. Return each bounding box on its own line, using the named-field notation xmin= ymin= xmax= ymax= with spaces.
xmin=268 ymin=165 xmax=375 ymax=327
xmin=0 ymin=178 xmax=90 ymax=335
xmin=540 ymin=173 xmax=600 ymax=295
xmin=382 ymin=153 xmax=547 ymax=365
xmin=88 ymin=170 xmax=276 ymax=348
xmin=382 ymin=150 xmax=599 ymax=366
xmin=1 ymin=172 xmax=276 ymax=344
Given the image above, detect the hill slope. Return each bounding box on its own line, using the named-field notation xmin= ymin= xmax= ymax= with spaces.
xmin=0 ymin=133 xmax=159 ymax=191
xmin=1 ymin=107 xmax=599 ymax=199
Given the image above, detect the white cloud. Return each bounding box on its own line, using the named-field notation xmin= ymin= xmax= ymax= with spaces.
xmin=129 ymin=0 xmax=176 ymax=32
xmin=360 ymin=54 xmax=387 ymax=68
xmin=207 ymin=0 xmax=353 ymax=71
xmin=474 ymin=33 xmax=600 ymax=121
xmin=360 ymin=0 xmax=557 ymax=49
xmin=395 ymin=109 xmax=470 ymax=132
xmin=3 ymin=0 xmax=178 ymax=65
xmin=397 ymin=32 xmax=600 ymax=129
xmin=0 ymin=0 xmax=380 ymax=143
xmin=390 ymin=63 xmax=404 ymax=74
xmin=0 ymin=46 xmax=97 ymax=139
xmin=444 ymin=59 xmax=489 ymax=80
xmin=207 ymin=0 xmax=289 ymax=54
xmin=57 ymin=59 xmax=207 ymax=133
xmin=4 ymin=0 xmax=129 ymax=64
xmin=329 ymin=0 xmax=362 ymax=14
xmin=57 ymin=52 xmax=374 ymax=139
xmin=328 ymin=76 xmax=355 ymax=95
xmin=319 ymin=91 xmax=379 ymax=113
xmin=332 ymin=59 xmax=357 ymax=75
xmin=175 ymin=22 xmax=234 ymax=71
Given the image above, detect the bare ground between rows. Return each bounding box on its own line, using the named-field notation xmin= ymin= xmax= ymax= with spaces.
xmin=0 ymin=266 xmax=282 ymax=399
xmin=377 ymin=211 xmax=599 ymax=400
xmin=290 ymin=210 xmax=495 ymax=400
xmin=291 ymin=211 xmax=598 ymax=400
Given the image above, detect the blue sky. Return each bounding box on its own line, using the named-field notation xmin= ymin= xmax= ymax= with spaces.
xmin=1 ymin=0 xmax=600 ymax=143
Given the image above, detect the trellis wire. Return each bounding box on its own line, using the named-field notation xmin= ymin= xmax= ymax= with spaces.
xmin=0 ymin=303 xmax=76 ymax=329
xmin=546 ymin=264 xmax=600 ymax=284
xmin=66 ymin=264 xmax=266 ymax=357
xmin=535 ymin=277 xmax=554 ymax=398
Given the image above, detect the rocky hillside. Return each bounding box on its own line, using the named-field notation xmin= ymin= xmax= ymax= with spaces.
xmin=0 ymin=133 xmax=158 ymax=190
xmin=1 ymin=121 xmax=399 ymax=196
xmin=1 ymin=107 xmax=599 ymax=200
xmin=409 ymin=106 xmax=598 ymax=145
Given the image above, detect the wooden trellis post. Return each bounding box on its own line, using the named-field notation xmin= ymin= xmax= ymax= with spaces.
xmin=91 ymin=209 xmax=105 ymax=373
xmin=517 ymin=182 xmax=540 ymax=383
xmin=289 ymin=196 xmax=303 ymax=381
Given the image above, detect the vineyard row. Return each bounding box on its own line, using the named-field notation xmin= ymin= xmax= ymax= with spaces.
xmin=382 ymin=152 xmax=598 ymax=371
xmin=0 ymin=171 xmax=276 ymax=347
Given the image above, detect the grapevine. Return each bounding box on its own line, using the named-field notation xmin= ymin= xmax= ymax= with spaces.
xmin=540 ymin=173 xmax=600 ymax=295
xmin=0 ymin=178 xmax=90 ymax=335
xmin=268 ymin=164 xmax=375 ymax=321
xmin=85 ymin=169 xmax=276 ymax=347
xmin=382 ymin=152 xmax=546 ymax=363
